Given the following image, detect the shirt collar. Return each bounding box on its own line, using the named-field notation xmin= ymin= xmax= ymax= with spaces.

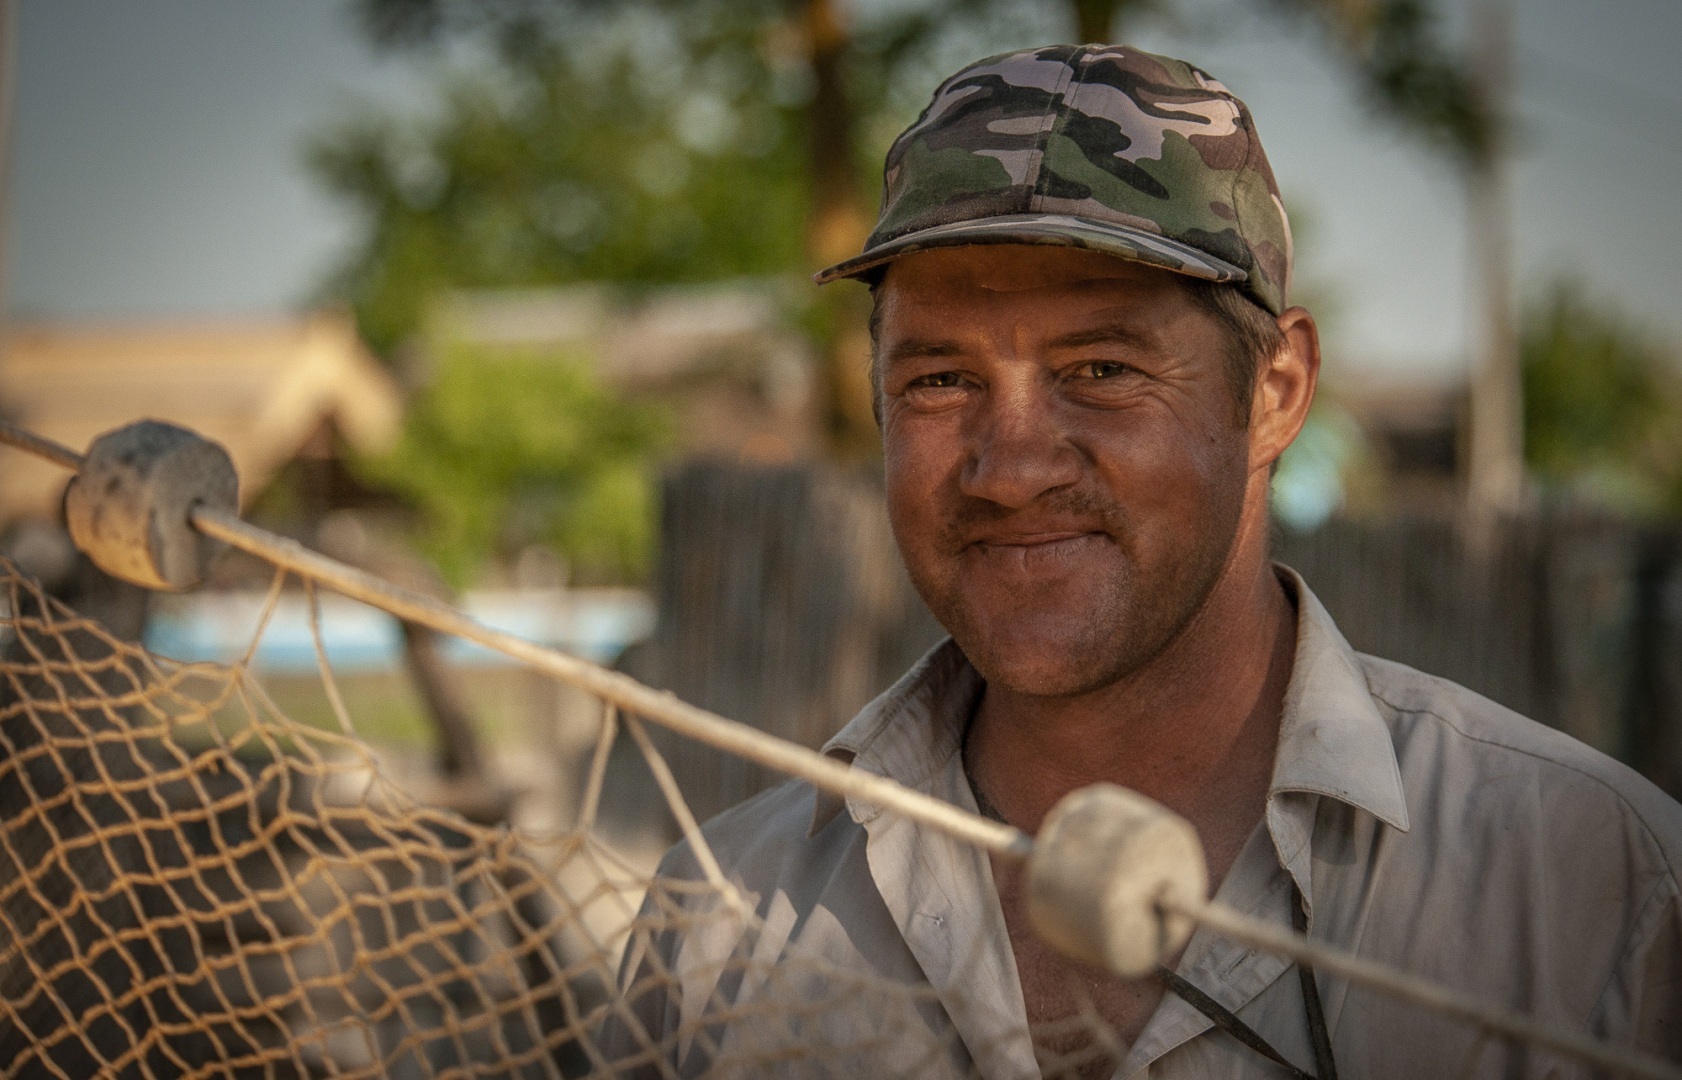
xmin=1271 ymin=565 xmax=1410 ymax=833
xmin=812 ymin=564 xmax=1410 ymax=837
xmin=812 ymin=639 xmax=980 ymax=835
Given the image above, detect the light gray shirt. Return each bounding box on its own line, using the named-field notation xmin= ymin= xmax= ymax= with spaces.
xmin=614 ymin=568 xmax=1682 ymax=1078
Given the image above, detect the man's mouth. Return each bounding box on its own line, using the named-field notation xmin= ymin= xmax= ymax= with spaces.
xmin=973 ymin=530 xmax=1094 ymax=548
xmin=964 ymin=530 xmax=1108 ymax=568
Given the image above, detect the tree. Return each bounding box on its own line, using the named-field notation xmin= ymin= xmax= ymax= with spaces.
xmin=310 ymin=7 xmax=810 ymax=356
xmin=326 ymin=0 xmax=1078 ymax=453
xmin=354 ymin=341 xmax=669 ymax=586
xmin=318 ymin=0 xmax=1487 ymax=463
xmin=1520 ymin=281 xmax=1682 ymax=514
xmin=1272 ymin=0 xmax=1514 ymax=529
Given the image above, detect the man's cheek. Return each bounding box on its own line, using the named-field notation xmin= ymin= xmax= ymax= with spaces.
xmin=884 ymin=435 xmax=960 ymax=534
xmin=1096 ymin=419 xmax=1232 ymax=509
xmin=885 ymin=479 xmax=953 ymax=593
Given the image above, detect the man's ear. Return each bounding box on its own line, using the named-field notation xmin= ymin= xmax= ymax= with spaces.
xmin=1248 ymin=306 xmax=1320 ymax=473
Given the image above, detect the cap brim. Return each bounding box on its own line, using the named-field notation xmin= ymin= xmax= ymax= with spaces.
xmin=813 ymin=213 xmax=1249 ymax=288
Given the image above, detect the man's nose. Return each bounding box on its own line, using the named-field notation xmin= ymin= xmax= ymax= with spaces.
xmin=958 ymin=383 xmax=1082 ymax=508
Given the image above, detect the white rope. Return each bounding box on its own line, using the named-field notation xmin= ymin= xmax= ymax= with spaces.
xmin=191 ymin=505 xmax=1035 ymax=861
xmin=0 ymin=419 xmax=82 ymax=471
xmin=3 ymin=416 xmax=1679 ymax=1080
xmin=1168 ymin=895 xmax=1677 ymax=1078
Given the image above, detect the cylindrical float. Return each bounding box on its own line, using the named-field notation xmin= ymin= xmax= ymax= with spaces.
xmin=65 ymin=419 xmax=239 ymax=592
xmin=1026 ymin=783 xmax=1208 ymax=977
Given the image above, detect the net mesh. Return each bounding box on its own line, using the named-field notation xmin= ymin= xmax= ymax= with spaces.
xmin=0 ymin=555 xmax=1063 ymax=1079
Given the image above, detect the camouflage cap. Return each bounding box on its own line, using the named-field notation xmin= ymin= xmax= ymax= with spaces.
xmin=816 ymin=44 xmax=1293 ymax=315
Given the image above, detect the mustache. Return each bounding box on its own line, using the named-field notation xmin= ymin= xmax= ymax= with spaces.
xmin=938 ymin=487 xmax=1127 ymax=550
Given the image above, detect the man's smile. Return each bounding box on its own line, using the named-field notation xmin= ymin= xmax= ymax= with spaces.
xmin=969 ymin=529 xmax=1095 ymax=547
xmin=962 ymin=530 xmax=1112 ymax=573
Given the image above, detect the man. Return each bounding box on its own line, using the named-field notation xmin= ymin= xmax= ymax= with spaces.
xmin=611 ymin=44 xmax=1682 ymax=1078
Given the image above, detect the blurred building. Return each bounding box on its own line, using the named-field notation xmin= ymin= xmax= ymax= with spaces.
xmin=0 ymin=313 xmax=402 ymax=529
xmin=429 ymin=279 xmax=819 ymax=463
xmin=1325 ymin=370 xmax=1465 ymax=518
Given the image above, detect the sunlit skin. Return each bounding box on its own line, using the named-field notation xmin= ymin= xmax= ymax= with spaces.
xmin=875 ymin=245 xmax=1320 ymax=1065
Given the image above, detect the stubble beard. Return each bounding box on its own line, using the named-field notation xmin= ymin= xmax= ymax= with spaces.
xmin=901 ymin=484 xmax=1248 ymax=700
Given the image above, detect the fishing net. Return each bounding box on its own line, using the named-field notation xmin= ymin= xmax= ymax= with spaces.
xmin=1 ymin=411 xmax=1676 ymax=1080
xmin=0 ymin=555 xmax=1051 ymax=1079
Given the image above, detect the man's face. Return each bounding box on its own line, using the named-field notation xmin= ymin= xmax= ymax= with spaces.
xmin=876 ymin=245 xmax=1259 ymax=698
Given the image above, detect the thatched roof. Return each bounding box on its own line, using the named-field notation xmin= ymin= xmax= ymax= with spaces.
xmin=0 ymin=314 xmax=401 ymax=526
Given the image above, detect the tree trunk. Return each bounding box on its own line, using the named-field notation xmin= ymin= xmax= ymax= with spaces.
xmin=802 ymin=0 xmax=877 ymax=459
xmin=1070 ymin=0 xmax=1158 ymax=45
xmin=398 ymin=620 xmax=515 ymax=824
xmin=1462 ymin=0 xmax=1522 ymax=544
xmin=400 ymin=621 xmax=484 ymax=778
xmin=1073 ymin=0 xmax=1116 ymax=42
xmin=314 ymin=519 xmax=512 ymax=822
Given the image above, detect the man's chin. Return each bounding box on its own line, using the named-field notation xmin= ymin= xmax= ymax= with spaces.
xmin=951 ymin=616 xmax=1131 ymax=699
xmin=969 ymin=650 xmax=1123 ymax=699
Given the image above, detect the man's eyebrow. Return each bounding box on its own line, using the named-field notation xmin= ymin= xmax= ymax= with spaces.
xmin=1045 ymin=324 xmax=1152 ymax=351
xmin=882 ymin=338 xmax=964 ymax=365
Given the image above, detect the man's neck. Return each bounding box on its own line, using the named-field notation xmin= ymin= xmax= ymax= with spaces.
xmin=964 ymin=549 xmax=1297 ymax=886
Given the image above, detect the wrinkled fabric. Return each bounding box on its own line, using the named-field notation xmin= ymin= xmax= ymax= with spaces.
xmin=625 ymin=568 xmax=1682 ymax=1078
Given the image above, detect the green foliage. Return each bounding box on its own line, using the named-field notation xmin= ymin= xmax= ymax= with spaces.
xmin=314 ymin=0 xmax=1116 ymax=352
xmin=354 ymin=344 xmax=670 ymax=585
xmin=312 ymin=0 xmax=1488 ymax=581
xmin=317 ymin=0 xmax=1486 ymax=355
xmin=1269 ymin=0 xmax=1494 ymax=168
xmin=1521 ymin=281 xmax=1682 ymax=512
xmin=309 ymin=27 xmax=811 ymax=355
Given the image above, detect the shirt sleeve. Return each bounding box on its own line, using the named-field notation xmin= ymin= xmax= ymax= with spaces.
xmin=1614 ymin=874 xmax=1682 ymax=1061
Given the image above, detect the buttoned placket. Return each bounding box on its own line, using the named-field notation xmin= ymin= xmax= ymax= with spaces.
xmin=817 ymin=640 xmax=1036 ymax=1078
xmin=853 ymin=764 xmax=1042 ymax=1080
xmin=849 ymin=749 xmax=1318 ymax=1080
xmin=1117 ymin=794 xmax=1316 ymax=1077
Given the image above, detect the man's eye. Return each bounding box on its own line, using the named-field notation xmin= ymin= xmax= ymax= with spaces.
xmin=909 ymin=372 xmax=964 ymax=389
xmin=1079 ymin=361 xmax=1131 ymax=379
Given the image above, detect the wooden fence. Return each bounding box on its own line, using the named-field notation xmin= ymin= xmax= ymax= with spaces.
xmin=621 ymin=462 xmax=942 ymax=822
xmin=629 ymin=463 xmax=1682 ymax=822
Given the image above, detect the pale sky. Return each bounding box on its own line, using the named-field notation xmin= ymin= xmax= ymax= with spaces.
xmin=6 ymin=0 xmax=1680 ymax=385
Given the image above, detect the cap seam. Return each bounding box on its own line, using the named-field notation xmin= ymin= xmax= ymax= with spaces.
xmin=1026 ymin=46 xmax=1082 ymax=213
xmin=1227 ymin=87 xmax=1250 ymax=290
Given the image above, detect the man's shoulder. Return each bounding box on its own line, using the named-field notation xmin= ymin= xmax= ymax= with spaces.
xmin=1356 ymin=650 xmax=1682 ymax=866
xmin=657 ymin=778 xmax=862 ymax=888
